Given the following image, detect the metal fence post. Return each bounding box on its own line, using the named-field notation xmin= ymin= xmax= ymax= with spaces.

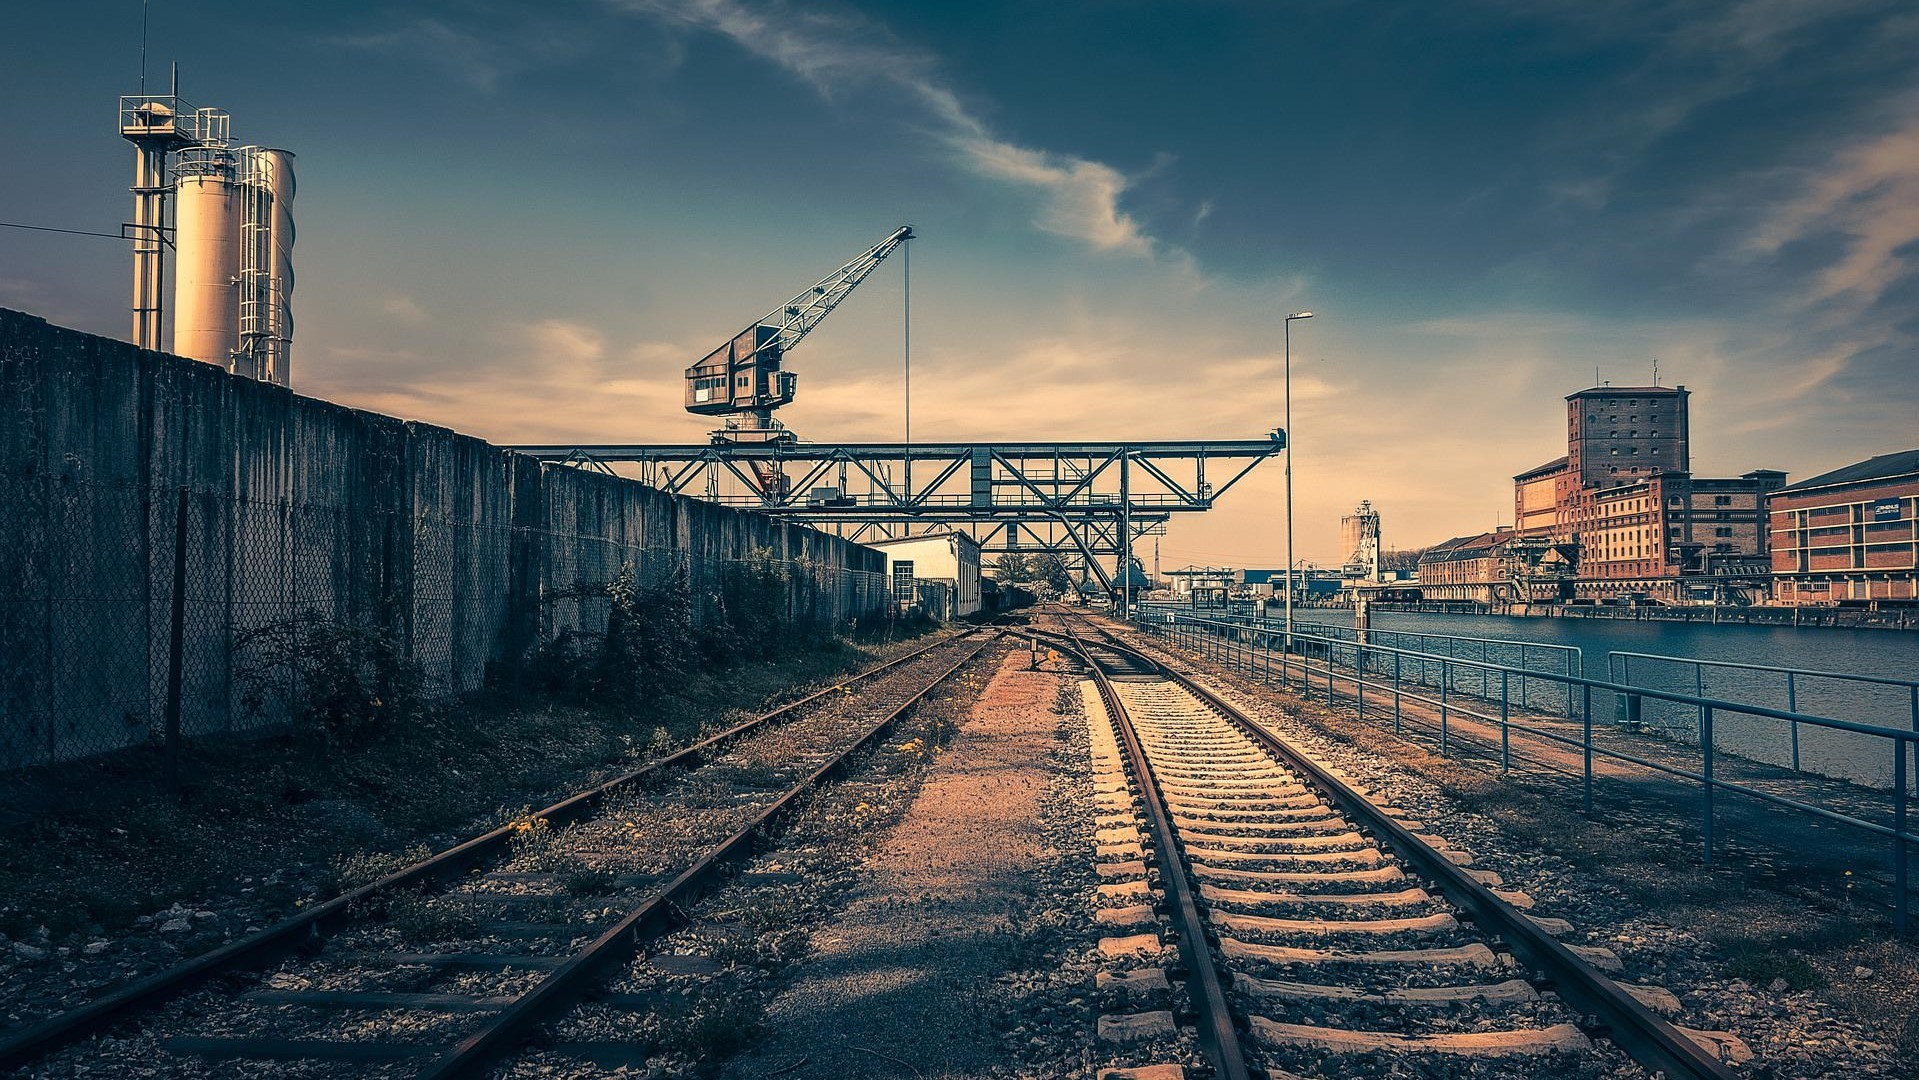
xmin=163 ymin=486 xmax=189 ymax=795
xmin=1896 ymin=739 xmax=1909 ymax=936
xmin=1500 ymin=668 xmax=1510 ymax=774
xmin=1582 ymin=685 xmax=1594 ymax=815
xmin=1393 ymin=651 xmax=1402 ymax=734
xmin=1517 ymin=646 xmax=1529 ymax=716
xmin=1787 ymin=672 xmax=1800 ymax=772
xmin=1566 ymin=652 xmax=1576 ymax=719
xmin=1695 ymin=661 xmax=1706 ymax=742
xmin=1356 ymin=643 xmax=1366 ymax=721
xmin=1702 ymin=705 xmax=1715 ymax=865
xmin=1439 ymin=660 xmax=1450 ymax=756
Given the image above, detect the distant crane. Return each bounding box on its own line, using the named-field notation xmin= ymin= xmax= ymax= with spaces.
xmin=684 ymin=226 xmax=913 ymax=462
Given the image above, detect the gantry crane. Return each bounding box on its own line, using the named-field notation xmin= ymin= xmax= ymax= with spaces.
xmin=684 ymin=226 xmax=913 ymax=460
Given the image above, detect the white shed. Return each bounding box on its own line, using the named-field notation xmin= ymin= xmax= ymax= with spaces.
xmin=867 ymin=532 xmax=982 ymax=618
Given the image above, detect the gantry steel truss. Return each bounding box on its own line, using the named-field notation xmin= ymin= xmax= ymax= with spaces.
xmin=508 ymin=438 xmax=1285 ymax=594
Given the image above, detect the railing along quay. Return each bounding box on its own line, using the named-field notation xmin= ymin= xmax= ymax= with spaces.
xmin=1609 ymin=650 xmax=1919 ymax=775
xmin=1133 ymin=610 xmax=1919 ymax=933
xmin=1138 ymin=604 xmax=1585 ymax=719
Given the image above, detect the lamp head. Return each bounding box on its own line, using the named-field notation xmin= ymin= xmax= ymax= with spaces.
xmin=1288 ymin=311 xmax=1314 ymax=320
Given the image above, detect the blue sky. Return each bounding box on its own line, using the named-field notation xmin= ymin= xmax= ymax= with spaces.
xmin=3 ymin=0 xmax=1916 ymax=567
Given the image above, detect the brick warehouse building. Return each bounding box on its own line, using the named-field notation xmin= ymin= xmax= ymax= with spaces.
xmin=1511 ymin=385 xmax=1786 ymax=602
xmin=1768 ymin=449 xmax=1919 ymax=605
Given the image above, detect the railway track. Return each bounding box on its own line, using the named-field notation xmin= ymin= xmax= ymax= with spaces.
xmin=1 ymin=629 xmax=999 ymax=1078
xmin=1042 ymin=613 xmax=1745 ymax=1080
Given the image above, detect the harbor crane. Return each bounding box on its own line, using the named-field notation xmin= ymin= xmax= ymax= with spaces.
xmin=684 ymin=225 xmax=913 ymax=458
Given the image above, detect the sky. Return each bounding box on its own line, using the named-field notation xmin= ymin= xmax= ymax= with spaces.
xmin=2 ymin=0 xmax=1916 ymax=570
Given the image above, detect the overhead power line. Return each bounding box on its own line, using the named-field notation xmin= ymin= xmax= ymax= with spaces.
xmin=0 ymin=221 xmax=132 ymax=241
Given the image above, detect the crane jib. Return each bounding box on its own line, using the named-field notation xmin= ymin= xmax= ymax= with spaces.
xmin=682 ymin=226 xmax=914 ymax=437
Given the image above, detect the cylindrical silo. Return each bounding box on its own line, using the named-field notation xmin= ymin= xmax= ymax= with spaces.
xmin=172 ymin=154 xmax=243 ymax=368
xmin=256 ymin=148 xmax=296 ymax=385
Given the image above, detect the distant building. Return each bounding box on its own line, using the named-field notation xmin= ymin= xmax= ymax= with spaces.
xmin=1578 ymin=470 xmax=1787 ymax=601
xmin=867 ymin=532 xmax=981 ymax=618
xmin=1416 ymin=531 xmax=1512 ymax=604
xmin=1510 ymin=384 xmax=1784 ymax=602
xmin=1768 ymin=449 xmax=1919 ymax=605
xmin=1166 ymin=566 xmax=1236 ymax=600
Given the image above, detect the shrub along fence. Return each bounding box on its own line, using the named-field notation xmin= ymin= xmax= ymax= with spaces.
xmin=0 ymin=309 xmax=889 ymax=770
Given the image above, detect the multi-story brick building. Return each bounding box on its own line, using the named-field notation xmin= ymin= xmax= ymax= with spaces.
xmin=1510 ymin=384 xmax=1784 ymax=602
xmin=1578 ymin=470 xmax=1786 ymax=600
xmin=1768 ymin=449 xmax=1919 ymax=605
xmin=1416 ymin=531 xmax=1512 ymax=605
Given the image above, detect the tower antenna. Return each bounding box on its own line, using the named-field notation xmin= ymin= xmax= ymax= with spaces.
xmin=139 ymin=0 xmax=149 ymax=93
xmin=1652 ymin=356 xmax=1660 ymax=386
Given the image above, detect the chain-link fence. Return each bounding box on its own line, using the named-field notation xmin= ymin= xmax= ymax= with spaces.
xmin=0 ymin=475 xmax=891 ymax=771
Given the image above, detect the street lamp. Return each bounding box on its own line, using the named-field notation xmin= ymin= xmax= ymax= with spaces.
xmin=1284 ymin=311 xmax=1313 ymax=652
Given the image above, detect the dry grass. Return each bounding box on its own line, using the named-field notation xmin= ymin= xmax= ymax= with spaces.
xmin=0 ymin=630 xmax=933 ymax=945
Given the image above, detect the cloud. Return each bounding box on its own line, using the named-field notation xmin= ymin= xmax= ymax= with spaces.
xmin=328 ymin=18 xmax=516 ymax=92
xmin=327 ymin=13 xmax=617 ymax=93
xmin=614 ymin=0 xmax=1158 ymax=256
xmin=381 ymin=295 xmax=431 ymax=324
xmin=1515 ymin=0 xmax=1915 ymax=207
xmin=1749 ymin=102 xmax=1919 ymax=310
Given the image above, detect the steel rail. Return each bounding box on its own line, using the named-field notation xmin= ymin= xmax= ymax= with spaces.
xmin=1064 ymin=617 xmax=1741 ymax=1080
xmin=1052 ymin=621 xmax=1251 ymax=1080
xmin=420 ymin=630 xmax=1000 ymax=1077
xmin=0 ymin=630 xmax=978 ymax=1073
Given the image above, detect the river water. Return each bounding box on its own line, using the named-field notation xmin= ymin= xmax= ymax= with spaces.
xmin=1259 ymin=606 xmax=1919 ymax=788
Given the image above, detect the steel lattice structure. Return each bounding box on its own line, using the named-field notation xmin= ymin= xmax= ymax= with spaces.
xmin=509 ymin=438 xmax=1284 ymax=593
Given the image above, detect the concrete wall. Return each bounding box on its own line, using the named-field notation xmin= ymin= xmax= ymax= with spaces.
xmin=0 ymin=308 xmax=887 ymax=768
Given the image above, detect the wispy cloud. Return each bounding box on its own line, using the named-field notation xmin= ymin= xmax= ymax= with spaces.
xmin=1749 ymin=99 xmax=1919 ymax=310
xmin=381 ymin=295 xmax=431 ymax=324
xmin=614 ymin=0 xmax=1159 ymax=256
xmin=328 ymin=17 xmax=518 ymax=92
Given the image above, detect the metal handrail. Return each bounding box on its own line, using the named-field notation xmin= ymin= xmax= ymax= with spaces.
xmin=1609 ymin=649 xmax=1919 ymax=690
xmin=1155 ymin=612 xmax=1916 ymax=743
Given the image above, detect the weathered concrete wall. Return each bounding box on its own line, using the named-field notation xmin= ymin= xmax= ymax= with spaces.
xmin=0 ymin=308 xmax=887 ymax=768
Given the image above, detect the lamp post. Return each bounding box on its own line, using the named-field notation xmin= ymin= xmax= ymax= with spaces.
xmin=1284 ymin=310 xmax=1313 ymax=652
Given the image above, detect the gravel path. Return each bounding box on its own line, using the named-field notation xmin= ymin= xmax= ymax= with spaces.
xmin=722 ymin=651 xmax=1068 ymax=1080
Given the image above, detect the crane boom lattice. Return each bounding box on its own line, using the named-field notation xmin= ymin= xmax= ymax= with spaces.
xmin=683 ymin=226 xmax=913 ymax=451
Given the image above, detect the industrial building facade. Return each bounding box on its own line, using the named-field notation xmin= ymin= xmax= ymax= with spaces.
xmin=867 ymin=532 xmax=983 ymax=618
xmin=1768 ymin=449 xmax=1919 ymax=605
xmin=1510 ymin=385 xmax=1784 ymax=602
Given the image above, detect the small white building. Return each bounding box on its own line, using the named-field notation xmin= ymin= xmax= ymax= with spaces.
xmin=867 ymin=531 xmax=982 ymax=618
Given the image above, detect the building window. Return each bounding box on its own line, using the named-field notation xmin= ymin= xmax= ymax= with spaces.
xmin=1715 ymin=527 xmax=1733 ymax=538
xmin=1714 ymin=495 xmax=1731 ymax=506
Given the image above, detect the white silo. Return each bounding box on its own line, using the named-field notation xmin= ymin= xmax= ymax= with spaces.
xmin=259 ymin=148 xmax=295 ymax=386
xmin=171 ymin=147 xmax=243 ymax=368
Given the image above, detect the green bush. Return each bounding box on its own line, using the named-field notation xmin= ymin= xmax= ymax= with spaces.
xmin=232 ymin=611 xmax=425 ymax=754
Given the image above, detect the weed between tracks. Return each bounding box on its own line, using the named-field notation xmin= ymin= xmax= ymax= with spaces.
xmin=519 ymin=654 xmax=999 ymax=1077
